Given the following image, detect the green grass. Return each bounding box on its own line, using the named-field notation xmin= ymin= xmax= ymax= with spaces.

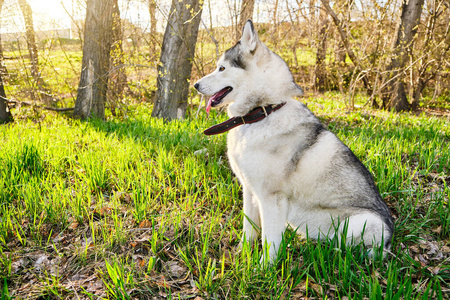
xmin=0 ymin=96 xmax=449 ymax=299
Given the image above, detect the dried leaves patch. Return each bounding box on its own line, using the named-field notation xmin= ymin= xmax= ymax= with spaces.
xmin=3 ymin=198 xmax=237 ymax=299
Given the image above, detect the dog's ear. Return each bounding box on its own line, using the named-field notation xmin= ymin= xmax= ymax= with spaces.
xmin=240 ymin=20 xmax=259 ymax=53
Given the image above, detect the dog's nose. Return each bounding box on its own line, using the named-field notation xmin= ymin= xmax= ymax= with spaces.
xmin=194 ymin=83 xmax=200 ymax=90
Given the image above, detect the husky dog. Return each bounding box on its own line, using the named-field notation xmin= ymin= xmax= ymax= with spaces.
xmin=194 ymin=20 xmax=394 ymax=261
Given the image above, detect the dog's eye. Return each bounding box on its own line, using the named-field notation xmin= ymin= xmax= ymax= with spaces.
xmin=219 ymin=66 xmax=225 ymax=72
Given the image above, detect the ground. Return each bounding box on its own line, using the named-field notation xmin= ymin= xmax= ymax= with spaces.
xmin=0 ymin=94 xmax=449 ymax=299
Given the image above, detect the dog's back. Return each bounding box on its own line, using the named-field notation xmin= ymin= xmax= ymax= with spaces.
xmin=227 ymin=100 xmax=393 ymax=251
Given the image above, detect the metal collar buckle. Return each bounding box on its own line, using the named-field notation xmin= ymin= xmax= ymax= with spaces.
xmin=261 ymin=106 xmax=268 ymax=117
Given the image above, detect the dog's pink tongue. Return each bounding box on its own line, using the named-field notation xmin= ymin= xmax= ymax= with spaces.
xmin=206 ymin=97 xmax=213 ymax=114
xmin=206 ymin=88 xmax=228 ymax=114
xmin=206 ymin=93 xmax=221 ymax=114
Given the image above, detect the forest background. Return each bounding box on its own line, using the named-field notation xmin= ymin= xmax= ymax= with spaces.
xmin=0 ymin=0 xmax=448 ymax=121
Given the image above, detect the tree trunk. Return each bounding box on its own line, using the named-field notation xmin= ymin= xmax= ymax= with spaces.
xmin=383 ymin=0 xmax=424 ymax=111
xmin=0 ymin=0 xmax=7 ymax=77
xmin=108 ymin=0 xmax=127 ymax=116
xmin=0 ymin=0 xmax=12 ymax=124
xmin=73 ymin=0 xmax=114 ymax=120
xmin=148 ymin=0 xmax=158 ymax=60
xmin=273 ymin=0 xmax=279 ymax=27
xmin=236 ymin=0 xmax=255 ymax=41
xmin=151 ymin=0 xmax=203 ymax=121
xmin=149 ymin=0 xmax=157 ymax=35
xmin=309 ymin=0 xmax=316 ymax=24
xmin=0 ymin=32 xmax=7 ymax=78
xmin=314 ymin=7 xmax=329 ymax=92
xmin=335 ymin=0 xmax=351 ymax=63
xmin=412 ymin=77 xmax=425 ymax=110
xmin=273 ymin=0 xmax=279 ymax=38
xmin=0 ymin=74 xmax=13 ymax=124
xmin=17 ymin=0 xmax=43 ymax=91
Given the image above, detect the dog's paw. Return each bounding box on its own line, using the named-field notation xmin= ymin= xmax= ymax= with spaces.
xmin=259 ymin=253 xmax=278 ymax=267
xmin=365 ymin=247 xmax=390 ymax=260
xmin=237 ymin=237 xmax=251 ymax=252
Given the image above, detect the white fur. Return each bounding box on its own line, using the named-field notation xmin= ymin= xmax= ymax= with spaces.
xmin=195 ymin=20 xmax=393 ymax=262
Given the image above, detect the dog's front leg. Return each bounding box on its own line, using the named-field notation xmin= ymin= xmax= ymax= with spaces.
xmin=241 ymin=186 xmax=261 ymax=247
xmin=258 ymin=194 xmax=288 ymax=263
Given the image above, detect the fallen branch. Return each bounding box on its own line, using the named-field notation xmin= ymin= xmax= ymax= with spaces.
xmin=1 ymin=96 xmax=74 ymax=112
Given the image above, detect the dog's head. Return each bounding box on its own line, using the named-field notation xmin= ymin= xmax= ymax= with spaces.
xmin=194 ymin=20 xmax=303 ymax=116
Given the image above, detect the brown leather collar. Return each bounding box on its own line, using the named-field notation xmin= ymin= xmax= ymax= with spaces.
xmin=204 ymin=102 xmax=286 ymax=135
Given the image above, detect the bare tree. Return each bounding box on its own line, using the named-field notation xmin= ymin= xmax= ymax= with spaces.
xmin=411 ymin=0 xmax=450 ymax=108
xmin=0 ymin=51 xmax=12 ymax=124
xmin=314 ymin=6 xmax=329 ymax=92
xmin=151 ymin=0 xmax=203 ymax=120
xmin=108 ymin=0 xmax=127 ymax=116
xmin=0 ymin=35 xmax=6 ymax=79
xmin=273 ymin=0 xmax=279 ymax=35
xmin=0 ymin=0 xmax=12 ymax=124
xmin=0 ymin=0 xmax=7 ymax=77
xmin=73 ymin=0 xmax=115 ymax=120
xmin=148 ymin=0 xmax=158 ymax=59
xmin=383 ymin=0 xmax=425 ymax=110
xmin=149 ymin=0 xmax=157 ymax=35
xmin=17 ymin=0 xmax=43 ymax=93
xmin=236 ymin=0 xmax=256 ymax=41
xmin=335 ymin=0 xmax=352 ymax=63
xmin=0 ymin=75 xmax=12 ymax=124
xmin=320 ymin=0 xmax=372 ymax=93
